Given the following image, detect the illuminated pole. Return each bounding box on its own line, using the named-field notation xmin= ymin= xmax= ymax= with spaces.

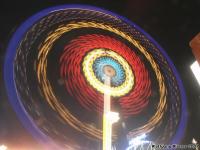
xmin=103 ymin=75 xmax=112 ymax=150
xmin=103 ymin=66 xmax=120 ymax=150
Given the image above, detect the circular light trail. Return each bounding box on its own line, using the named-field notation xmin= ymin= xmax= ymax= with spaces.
xmin=82 ymin=49 xmax=134 ymax=96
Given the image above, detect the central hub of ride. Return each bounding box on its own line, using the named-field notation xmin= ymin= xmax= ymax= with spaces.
xmin=82 ymin=48 xmax=134 ymax=97
xmin=103 ymin=65 xmax=116 ymax=77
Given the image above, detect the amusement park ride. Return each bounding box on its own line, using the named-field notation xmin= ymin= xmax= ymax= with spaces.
xmin=103 ymin=66 xmax=120 ymax=150
xmin=3 ymin=4 xmax=197 ymax=150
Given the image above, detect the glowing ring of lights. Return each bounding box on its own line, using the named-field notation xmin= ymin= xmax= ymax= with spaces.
xmin=4 ymin=5 xmax=187 ymax=149
xmin=82 ymin=49 xmax=134 ymax=96
xmin=60 ymin=34 xmax=151 ymax=116
xmin=38 ymin=22 xmax=166 ymax=137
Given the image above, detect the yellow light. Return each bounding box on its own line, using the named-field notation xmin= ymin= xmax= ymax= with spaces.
xmin=103 ymin=76 xmax=120 ymax=150
xmin=37 ymin=21 xmax=167 ymax=140
xmin=82 ymin=49 xmax=134 ymax=97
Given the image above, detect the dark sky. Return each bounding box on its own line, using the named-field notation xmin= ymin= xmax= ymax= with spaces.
xmin=0 ymin=0 xmax=200 ymax=149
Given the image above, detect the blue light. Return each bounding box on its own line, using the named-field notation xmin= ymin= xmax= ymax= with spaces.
xmin=93 ymin=56 xmax=126 ymax=86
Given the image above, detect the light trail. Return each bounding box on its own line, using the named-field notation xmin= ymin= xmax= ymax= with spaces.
xmin=103 ymin=70 xmax=120 ymax=150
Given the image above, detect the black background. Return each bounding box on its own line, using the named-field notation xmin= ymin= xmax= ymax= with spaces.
xmin=0 ymin=0 xmax=200 ymax=149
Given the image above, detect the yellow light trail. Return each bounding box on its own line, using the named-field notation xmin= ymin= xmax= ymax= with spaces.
xmin=103 ymin=76 xmax=112 ymax=150
xmin=37 ymin=21 xmax=167 ymax=140
xmin=103 ymin=68 xmax=120 ymax=150
xmin=82 ymin=49 xmax=134 ymax=97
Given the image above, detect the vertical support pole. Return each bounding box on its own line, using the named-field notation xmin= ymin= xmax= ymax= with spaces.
xmin=103 ymin=76 xmax=112 ymax=150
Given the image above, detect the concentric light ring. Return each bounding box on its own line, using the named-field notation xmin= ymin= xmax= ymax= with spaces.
xmin=37 ymin=21 xmax=167 ymax=138
xmin=82 ymin=48 xmax=134 ymax=96
xmin=4 ymin=5 xmax=187 ymax=149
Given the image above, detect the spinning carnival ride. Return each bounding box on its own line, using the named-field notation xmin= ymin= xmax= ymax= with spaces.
xmin=4 ymin=5 xmax=187 ymax=150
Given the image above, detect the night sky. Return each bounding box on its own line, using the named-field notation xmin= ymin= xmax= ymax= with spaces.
xmin=0 ymin=0 xmax=200 ymax=149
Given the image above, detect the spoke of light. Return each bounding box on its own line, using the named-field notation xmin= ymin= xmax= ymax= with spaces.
xmin=103 ymin=76 xmax=112 ymax=150
xmin=190 ymin=61 xmax=200 ymax=86
xmin=0 ymin=145 xmax=7 ymax=150
xmin=103 ymin=76 xmax=120 ymax=150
